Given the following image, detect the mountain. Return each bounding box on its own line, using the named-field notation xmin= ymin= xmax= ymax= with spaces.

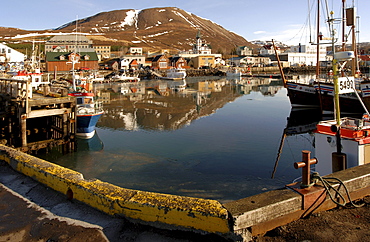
xmin=0 ymin=7 xmax=256 ymax=55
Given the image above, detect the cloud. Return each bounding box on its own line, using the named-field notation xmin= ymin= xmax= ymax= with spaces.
xmin=249 ymin=24 xmax=313 ymax=45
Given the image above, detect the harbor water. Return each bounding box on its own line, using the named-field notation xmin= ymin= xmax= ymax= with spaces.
xmin=39 ymin=76 xmax=320 ymax=203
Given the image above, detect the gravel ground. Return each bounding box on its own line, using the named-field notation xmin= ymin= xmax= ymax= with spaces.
xmin=253 ymin=196 xmax=370 ymax=241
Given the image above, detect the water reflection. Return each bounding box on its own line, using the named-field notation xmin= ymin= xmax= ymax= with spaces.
xmin=40 ymin=76 xmax=316 ymax=203
xmin=76 ymin=132 xmax=104 ymax=152
xmin=95 ymin=77 xmax=282 ymax=131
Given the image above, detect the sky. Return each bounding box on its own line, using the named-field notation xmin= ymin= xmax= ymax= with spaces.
xmin=2 ymin=0 xmax=370 ymax=45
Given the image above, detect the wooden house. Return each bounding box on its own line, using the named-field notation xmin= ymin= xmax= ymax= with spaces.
xmin=45 ymin=52 xmax=99 ymax=72
xmin=151 ymin=55 xmax=169 ymax=70
xmin=169 ymin=57 xmax=188 ymax=68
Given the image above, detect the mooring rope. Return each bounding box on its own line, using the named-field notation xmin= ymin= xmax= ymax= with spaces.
xmin=311 ymin=172 xmax=365 ymax=208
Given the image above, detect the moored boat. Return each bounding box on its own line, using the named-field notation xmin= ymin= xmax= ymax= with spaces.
xmin=286 ymin=79 xmax=366 ymax=114
xmin=315 ymin=116 xmax=370 ymax=175
xmin=283 ymin=2 xmax=368 ymax=114
xmin=226 ymin=68 xmax=241 ymax=78
xmin=68 ymin=92 xmax=104 ymax=139
xmin=165 ymin=67 xmax=187 ymax=80
xmin=111 ymin=70 xmax=140 ymax=82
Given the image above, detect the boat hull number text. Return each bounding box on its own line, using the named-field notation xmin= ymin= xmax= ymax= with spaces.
xmin=338 ymin=77 xmax=355 ymax=94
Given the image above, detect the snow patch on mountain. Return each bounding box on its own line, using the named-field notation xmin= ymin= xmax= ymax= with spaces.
xmin=172 ymin=10 xmax=198 ymax=28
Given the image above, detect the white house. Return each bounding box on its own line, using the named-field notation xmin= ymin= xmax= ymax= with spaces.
xmin=0 ymin=43 xmax=26 ymax=63
xmin=260 ymin=44 xmax=280 ymax=56
xmin=214 ymin=57 xmax=225 ymax=66
xmin=193 ymin=30 xmax=212 ymax=55
xmin=237 ymin=46 xmax=253 ymax=56
xmin=228 ymin=56 xmax=271 ymax=67
xmin=129 ymin=47 xmax=143 ymax=55
xmin=280 ymin=44 xmax=328 ymax=66
xmin=120 ymin=55 xmax=146 ymax=69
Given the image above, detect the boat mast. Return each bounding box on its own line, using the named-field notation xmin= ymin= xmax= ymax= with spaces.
xmin=342 ymin=0 xmax=346 ymax=51
xmin=272 ymin=39 xmax=287 ymax=88
xmin=349 ymin=7 xmax=357 ymax=76
xmin=71 ymin=17 xmax=79 ymax=91
xmin=316 ymin=0 xmax=320 ymax=78
xmin=315 ymin=0 xmax=323 ymax=114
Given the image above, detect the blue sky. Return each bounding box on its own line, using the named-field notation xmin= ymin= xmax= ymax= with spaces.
xmin=2 ymin=0 xmax=369 ymax=45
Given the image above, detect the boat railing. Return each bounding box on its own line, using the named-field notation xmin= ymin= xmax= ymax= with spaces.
xmin=76 ymin=99 xmax=104 ymax=115
xmin=319 ymin=117 xmax=370 ymax=131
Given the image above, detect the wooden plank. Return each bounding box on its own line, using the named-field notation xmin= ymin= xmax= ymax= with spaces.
xmin=27 ymin=108 xmax=71 ymax=118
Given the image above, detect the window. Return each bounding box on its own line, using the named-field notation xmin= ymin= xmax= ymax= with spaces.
xmin=8 ymin=49 xmax=11 ymax=53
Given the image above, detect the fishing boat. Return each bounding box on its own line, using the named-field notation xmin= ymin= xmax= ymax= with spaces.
xmin=111 ymin=70 xmax=140 ymax=82
xmin=283 ymin=1 xmax=368 ymax=114
xmin=68 ymin=91 xmax=104 ymax=139
xmin=165 ymin=67 xmax=187 ymax=80
xmin=67 ymin=52 xmax=104 ymax=138
xmin=305 ymin=2 xmax=370 ymax=176
xmin=315 ymin=116 xmax=370 ymax=175
xmin=11 ymin=41 xmax=50 ymax=89
xmin=226 ymin=68 xmax=241 ymax=78
xmin=11 ymin=70 xmax=49 ymax=89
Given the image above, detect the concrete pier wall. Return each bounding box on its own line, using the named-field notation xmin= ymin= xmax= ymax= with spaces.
xmin=1 ymin=144 xmax=370 ymax=241
xmin=0 ymin=144 xmax=232 ymax=236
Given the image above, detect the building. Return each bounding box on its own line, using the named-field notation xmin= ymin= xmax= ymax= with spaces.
xmin=228 ymin=56 xmax=271 ymax=67
xmin=94 ymin=45 xmax=111 ymax=60
xmin=214 ymin=57 xmax=225 ymax=66
xmin=177 ymin=30 xmax=221 ymax=64
xmin=129 ymin=47 xmax=143 ymax=55
xmin=45 ymin=52 xmax=99 ymax=72
xmin=0 ymin=43 xmax=26 ymax=63
xmin=359 ymin=55 xmax=370 ymax=67
xmin=188 ymin=55 xmax=215 ymax=69
xmin=45 ymin=35 xmax=94 ymax=53
xmin=193 ymin=30 xmax=212 ymax=55
xmin=120 ymin=55 xmax=146 ymax=70
xmin=259 ymin=44 xmax=280 ymax=56
xmin=236 ymin=46 xmax=253 ymax=56
xmin=169 ymin=57 xmax=187 ymax=68
xmin=279 ymin=44 xmax=328 ymax=66
xmin=151 ymin=55 xmax=169 ymax=70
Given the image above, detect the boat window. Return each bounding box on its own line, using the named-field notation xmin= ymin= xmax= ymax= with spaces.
xmin=84 ymin=98 xmax=93 ymax=104
xmin=76 ymin=98 xmax=83 ymax=105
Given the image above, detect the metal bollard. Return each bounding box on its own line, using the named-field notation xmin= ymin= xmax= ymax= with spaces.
xmin=294 ymin=150 xmax=318 ymax=188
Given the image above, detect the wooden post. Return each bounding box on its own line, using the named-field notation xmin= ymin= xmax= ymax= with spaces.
xmin=21 ymin=114 xmax=27 ymax=147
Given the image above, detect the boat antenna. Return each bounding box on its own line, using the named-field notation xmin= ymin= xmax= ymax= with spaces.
xmin=308 ymin=0 xmax=312 ymax=43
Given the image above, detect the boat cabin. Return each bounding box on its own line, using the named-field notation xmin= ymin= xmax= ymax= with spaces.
xmin=315 ymin=117 xmax=370 ymax=175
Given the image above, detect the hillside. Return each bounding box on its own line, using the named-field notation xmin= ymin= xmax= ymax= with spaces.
xmin=0 ymin=7 xmax=257 ymax=54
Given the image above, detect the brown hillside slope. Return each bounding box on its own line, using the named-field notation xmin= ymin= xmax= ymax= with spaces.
xmin=1 ymin=7 xmax=257 ymax=54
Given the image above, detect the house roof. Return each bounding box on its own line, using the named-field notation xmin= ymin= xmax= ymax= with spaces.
xmin=47 ymin=35 xmax=92 ymax=44
xmin=359 ymin=55 xmax=370 ymax=61
xmin=46 ymin=52 xmax=99 ymax=62
xmin=169 ymin=56 xmax=185 ymax=62
xmin=152 ymin=55 xmax=167 ymax=62
xmin=130 ymin=59 xmax=139 ymax=66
